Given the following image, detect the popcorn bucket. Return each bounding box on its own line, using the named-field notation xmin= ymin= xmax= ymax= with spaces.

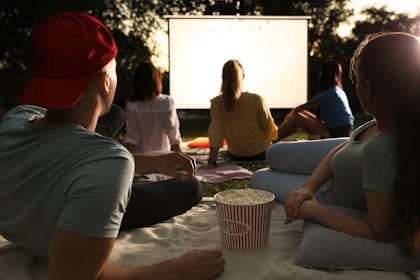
xmin=214 ymin=189 xmax=275 ymax=251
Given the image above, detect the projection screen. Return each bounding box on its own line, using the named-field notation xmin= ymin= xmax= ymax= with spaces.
xmin=166 ymin=16 xmax=310 ymax=109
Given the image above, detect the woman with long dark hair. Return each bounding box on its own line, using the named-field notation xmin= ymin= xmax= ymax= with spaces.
xmin=280 ymin=32 xmax=420 ymax=254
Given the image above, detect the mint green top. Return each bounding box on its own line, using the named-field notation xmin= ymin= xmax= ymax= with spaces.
xmin=326 ymin=120 xmax=396 ymax=211
xmin=0 ymin=105 xmax=135 ymax=257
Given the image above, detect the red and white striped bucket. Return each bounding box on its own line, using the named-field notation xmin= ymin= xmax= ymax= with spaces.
xmin=214 ymin=189 xmax=275 ymax=251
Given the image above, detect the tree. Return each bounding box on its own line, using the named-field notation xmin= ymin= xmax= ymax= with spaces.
xmin=341 ymin=7 xmax=420 ymax=114
xmin=352 ymin=6 xmax=420 ymax=40
xmin=0 ymin=0 xmax=153 ymax=113
xmin=10 ymin=1 xmax=418 ymax=118
xmin=252 ymin=1 xmax=353 ymax=59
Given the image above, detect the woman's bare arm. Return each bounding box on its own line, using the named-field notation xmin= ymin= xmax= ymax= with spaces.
xmin=284 ymin=141 xmax=347 ymax=223
xmin=296 ymin=190 xmax=398 ymax=241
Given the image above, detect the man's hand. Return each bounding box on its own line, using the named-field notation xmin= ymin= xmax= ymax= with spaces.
xmin=156 ymin=152 xmax=196 ymax=181
xmin=50 ymin=228 xmax=225 ymax=280
xmin=172 ymin=249 xmax=225 ymax=280
xmin=134 ymin=151 xmax=196 ymax=181
xmin=284 ymin=187 xmax=314 ymax=224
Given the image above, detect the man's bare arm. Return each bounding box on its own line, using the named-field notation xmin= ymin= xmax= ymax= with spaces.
xmin=49 ymin=227 xmax=224 ymax=280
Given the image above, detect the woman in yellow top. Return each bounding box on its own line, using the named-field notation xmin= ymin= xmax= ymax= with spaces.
xmin=207 ymin=60 xmax=278 ymax=166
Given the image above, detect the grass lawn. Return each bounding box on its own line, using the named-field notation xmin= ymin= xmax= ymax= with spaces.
xmin=179 ymin=114 xmax=307 ymax=197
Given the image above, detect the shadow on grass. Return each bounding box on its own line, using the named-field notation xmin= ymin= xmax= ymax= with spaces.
xmin=202 ymin=179 xmax=250 ymax=197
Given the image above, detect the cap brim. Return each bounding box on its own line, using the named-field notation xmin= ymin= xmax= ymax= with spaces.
xmin=18 ymin=73 xmax=95 ymax=110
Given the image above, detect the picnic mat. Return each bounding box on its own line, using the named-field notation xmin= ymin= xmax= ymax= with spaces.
xmin=0 ymin=198 xmax=415 ymax=280
xmin=195 ymin=164 xmax=254 ymax=183
xmin=190 ymin=153 xmax=264 ymax=183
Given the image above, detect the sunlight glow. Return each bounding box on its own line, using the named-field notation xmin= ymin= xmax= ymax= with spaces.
xmin=149 ymin=29 xmax=169 ymax=72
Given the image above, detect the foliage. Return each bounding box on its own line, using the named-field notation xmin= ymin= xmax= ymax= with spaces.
xmin=1 ymin=0 xmax=420 ymax=117
xmin=0 ymin=0 xmax=154 ymax=111
xmin=341 ymin=7 xmax=420 ymax=112
xmin=256 ymin=1 xmax=354 ymax=59
xmin=353 ymin=6 xmax=420 ymax=40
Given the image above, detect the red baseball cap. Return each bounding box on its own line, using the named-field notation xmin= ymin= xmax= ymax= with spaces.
xmin=18 ymin=13 xmax=118 ymax=110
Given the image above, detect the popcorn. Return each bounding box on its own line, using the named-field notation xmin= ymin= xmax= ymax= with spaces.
xmin=214 ymin=189 xmax=274 ymax=205
xmin=214 ymin=189 xmax=275 ymax=251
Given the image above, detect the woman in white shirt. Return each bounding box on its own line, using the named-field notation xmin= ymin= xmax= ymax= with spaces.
xmin=125 ymin=61 xmax=182 ymax=153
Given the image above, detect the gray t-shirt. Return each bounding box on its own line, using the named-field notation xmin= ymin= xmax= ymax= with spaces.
xmin=327 ymin=120 xmax=396 ymax=210
xmin=0 ymin=105 xmax=135 ymax=257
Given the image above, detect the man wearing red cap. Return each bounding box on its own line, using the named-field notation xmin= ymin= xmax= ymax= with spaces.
xmin=0 ymin=13 xmax=224 ymax=279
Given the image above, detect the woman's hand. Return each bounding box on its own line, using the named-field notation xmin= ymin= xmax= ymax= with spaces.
xmin=284 ymin=187 xmax=314 ymax=224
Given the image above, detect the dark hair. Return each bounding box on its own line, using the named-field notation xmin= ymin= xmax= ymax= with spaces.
xmin=221 ymin=60 xmax=244 ymax=111
xmin=351 ymin=32 xmax=420 ymax=254
xmin=130 ymin=61 xmax=162 ymax=101
xmin=319 ymin=59 xmax=342 ymax=92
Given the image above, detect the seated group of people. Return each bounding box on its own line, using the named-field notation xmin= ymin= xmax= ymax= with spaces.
xmin=119 ymin=57 xmax=354 ymax=168
xmin=206 ymin=58 xmax=354 ymax=166
xmin=0 ymin=12 xmax=419 ymax=280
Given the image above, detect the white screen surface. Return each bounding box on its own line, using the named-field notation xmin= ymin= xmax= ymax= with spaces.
xmin=167 ymin=16 xmax=309 ymax=109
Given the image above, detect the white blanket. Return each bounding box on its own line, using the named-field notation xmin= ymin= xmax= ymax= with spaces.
xmin=0 ymin=198 xmax=414 ymax=280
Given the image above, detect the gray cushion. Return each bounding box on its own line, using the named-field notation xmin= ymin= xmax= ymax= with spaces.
xmin=266 ymin=138 xmax=348 ymax=175
xmin=251 ymin=168 xmax=309 ymax=203
xmin=295 ymin=206 xmax=420 ymax=271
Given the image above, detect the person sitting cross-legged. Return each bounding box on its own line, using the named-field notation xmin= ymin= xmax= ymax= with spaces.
xmin=277 ymin=60 xmax=354 ymax=140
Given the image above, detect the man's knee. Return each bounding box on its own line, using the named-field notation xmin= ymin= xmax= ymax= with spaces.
xmin=183 ymin=177 xmax=203 ymax=204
